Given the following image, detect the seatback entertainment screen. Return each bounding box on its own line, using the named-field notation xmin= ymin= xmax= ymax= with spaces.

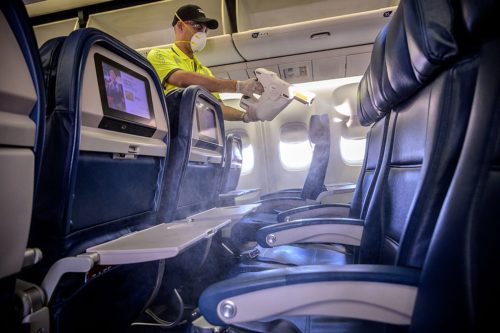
xmin=95 ymin=53 xmax=156 ymax=136
xmin=196 ymin=97 xmax=218 ymax=144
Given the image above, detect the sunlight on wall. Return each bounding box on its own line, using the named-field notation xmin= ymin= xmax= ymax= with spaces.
xmin=279 ymin=140 xmax=313 ymax=170
xmin=241 ymin=144 xmax=255 ymax=175
xmin=340 ymin=136 xmax=366 ymax=165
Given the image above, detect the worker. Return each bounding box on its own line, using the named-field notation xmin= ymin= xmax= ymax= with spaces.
xmin=147 ymin=4 xmax=263 ymax=122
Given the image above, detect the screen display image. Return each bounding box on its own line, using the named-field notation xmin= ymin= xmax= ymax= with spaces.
xmin=196 ymin=99 xmax=218 ymax=143
xmin=101 ymin=62 xmax=150 ymax=120
xmin=94 ymin=53 xmax=156 ymax=137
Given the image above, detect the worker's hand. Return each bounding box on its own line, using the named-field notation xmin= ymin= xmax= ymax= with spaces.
xmin=236 ymin=78 xmax=264 ymax=96
xmin=242 ymin=104 xmax=261 ymax=122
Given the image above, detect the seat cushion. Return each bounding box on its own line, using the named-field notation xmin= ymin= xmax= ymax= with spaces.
xmin=229 ymin=244 xmax=353 ymax=277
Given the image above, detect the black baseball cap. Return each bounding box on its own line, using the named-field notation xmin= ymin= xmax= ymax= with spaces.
xmin=172 ymin=4 xmax=219 ymax=30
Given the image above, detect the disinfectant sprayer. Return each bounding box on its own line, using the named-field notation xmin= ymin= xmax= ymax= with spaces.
xmin=240 ymin=68 xmax=315 ymax=121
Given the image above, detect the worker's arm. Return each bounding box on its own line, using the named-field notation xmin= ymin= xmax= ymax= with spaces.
xmin=169 ymin=70 xmax=262 ymax=121
xmin=220 ymin=103 xmax=246 ymax=121
xmin=169 ymin=70 xmax=237 ymax=93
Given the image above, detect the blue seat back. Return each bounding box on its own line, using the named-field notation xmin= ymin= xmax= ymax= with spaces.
xmin=31 ymin=28 xmax=169 ymax=268
xmin=160 ymin=86 xmax=225 ymax=221
xmin=28 ymin=28 xmax=169 ymax=332
xmin=219 ymin=133 xmax=243 ymax=195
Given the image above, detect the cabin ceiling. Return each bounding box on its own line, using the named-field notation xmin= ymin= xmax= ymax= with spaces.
xmin=27 ymin=0 xmax=397 ymax=69
xmin=25 ymin=0 xmax=113 ymax=17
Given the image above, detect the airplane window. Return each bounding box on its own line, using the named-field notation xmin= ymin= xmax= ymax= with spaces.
xmin=340 ymin=136 xmax=366 ymax=165
xmin=241 ymin=144 xmax=254 ymax=175
xmin=279 ymin=122 xmax=313 ymax=170
xmin=279 ymin=140 xmax=314 ymax=170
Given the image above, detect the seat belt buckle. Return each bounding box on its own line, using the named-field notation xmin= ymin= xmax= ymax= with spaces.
xmin=243 ymin=247 xmax=260 ymax=259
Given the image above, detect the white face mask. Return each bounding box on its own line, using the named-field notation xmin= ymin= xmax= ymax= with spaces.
xmin=190 ymin=31 xmax=207 ymax=52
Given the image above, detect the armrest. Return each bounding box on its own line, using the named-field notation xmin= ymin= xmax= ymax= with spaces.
xmin=316 ymin=183 xmax=356 ymax=203
xmin=199 ymin=264 xmax=420 ymax=326
xmin=255 ymin=197 xmax=315 ymax=213
xmin=260 ymin=189 xmax=302 ymax=200
xmin=219 ymin=188 xmax=260 ymax=199
xmin=276 ymin=203 xmax=351 ymax=222
xmin=256 ymin=218 xmax=364 ymax=247
xmin=324 ymin=182 xmax=356 ymax=192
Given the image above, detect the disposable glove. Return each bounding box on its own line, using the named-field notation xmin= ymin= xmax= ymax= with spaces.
xmin=236 ymin=78 xmax=264 ymax=96
xmin=242 ymin=101 xmax=261 ymax=122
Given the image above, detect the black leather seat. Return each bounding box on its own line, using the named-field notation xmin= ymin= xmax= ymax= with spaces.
xmin=199 ymin=0 xmax=490 ymax=331
xmin=0 ymin=0 xmax=45 ymax=330
xmin=229 ymin=83 xmax=392 ymax=253
xmin=231 ymin=114 xmax=335 ymax=246
xmin=411 ymin=15 xmax=500 ymax=332
xmin=230 ymin=0 xmax=476 ymax=271
xmin=231 ymin=109 xmax=389 ymax=271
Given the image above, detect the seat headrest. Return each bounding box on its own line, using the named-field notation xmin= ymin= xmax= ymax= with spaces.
xmin=166 ymin=85 xmax=223 ymax=142
xmin=358 ymin=0 xmax=459 ymax=126
xmin=39 ymin=37 xmax=66 ymax=117
xmin=309 ymin=114 xmax=330 ymax=144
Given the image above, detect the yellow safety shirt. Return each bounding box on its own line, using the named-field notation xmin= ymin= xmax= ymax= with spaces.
xmin=147 ymin=43 xmax=220 ymax=99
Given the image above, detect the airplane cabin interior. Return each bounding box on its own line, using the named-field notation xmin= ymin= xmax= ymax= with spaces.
xmin=0 ymin=0 xmax=499 ymax=333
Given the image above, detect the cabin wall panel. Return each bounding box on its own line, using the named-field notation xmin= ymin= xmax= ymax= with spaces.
xmin=346 ymin=52 xmax=371 ymax=77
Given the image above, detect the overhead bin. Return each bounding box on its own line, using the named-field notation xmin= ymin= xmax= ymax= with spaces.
xmin=233 ymin=0 xmax=397 ymax=61
xmin=33 ymin=18 xmax=78 ymax=47
xmin=25 ymin=0 xmax=112 ymax=17
xmin=211 ymin=44 xmax=372 ymax=84
xmin=87 ymin=0 xmax=243 ymax=66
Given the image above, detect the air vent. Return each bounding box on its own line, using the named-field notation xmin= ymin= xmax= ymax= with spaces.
xmin=279 ymin=61 xmax=312 ymax=84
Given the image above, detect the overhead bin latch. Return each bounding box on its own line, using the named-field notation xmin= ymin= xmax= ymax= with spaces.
xmin=310 ymin=32 xmax=331 ymax=40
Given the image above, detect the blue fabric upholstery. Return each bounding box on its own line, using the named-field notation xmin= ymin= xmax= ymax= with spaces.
xmin=26 ymin=28 xmax=169 ymax=333
xmin=31 ymin=28 xmax=167 ymax=268
xmin=158 ymin=86 xmax=225 ymax=221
